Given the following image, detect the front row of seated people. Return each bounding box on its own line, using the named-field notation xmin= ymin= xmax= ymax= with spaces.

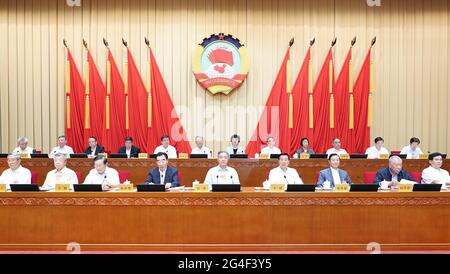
xmin=1 ymin=150 xmax=449 ymax=191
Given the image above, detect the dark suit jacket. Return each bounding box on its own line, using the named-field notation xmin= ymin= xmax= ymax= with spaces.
xmin=118 ymin=146 xmax=141 ymax=158
xmin=374 ymin=167 xmax=413 ymax=185
xmin=317 ymin=168 xmax=353 ymax=188
xmin=83 ymin=145 xmax=105 ymax=156
xmin=145 ymin=166 xmax=179 ymax=187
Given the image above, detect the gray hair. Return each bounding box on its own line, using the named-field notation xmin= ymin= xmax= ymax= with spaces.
xmin=53 ymin=153 xmax=67 ymax=161
xmin=17 ymin=136 xmax=28 ymax=143
xmin=7 ymin=153 xmax=20 ymax=160
xmin=217 ymin=151 xmax=230 ymax=158
xmin=195 ymin=136 xmax=204 ymax=141
xmin=389 ymin=155 xmax=402 ymax=164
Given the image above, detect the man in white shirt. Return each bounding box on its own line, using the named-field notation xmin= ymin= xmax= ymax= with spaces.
xmin=204 ymin=151 xmax=240 ymax=190
xmin=83 ymin=155 xmax=120 ymax=191
xmin=0 ymin=154 xmax=32 ymax=189
xmin=41 ymin=153 xmax=78 ymax=190
xmin=260 ymin=136 xmax=281 ymax=157
xmin=225 ymin=134 xmax=245 ymax=155
xmin=421 ymin=152 xmax=449 ymax=189
xmin=365 ymin=137 xmax=389 ymax=159
xmin=400 ymin=137 xmax=424 ymax=159
xmin=326 ymin=138 xmax=348 ymax=156
xmin=50 ymin=135 xmax=74 ymax=158
xmin=154 ymin=135 xmax=177 ymax=159
xmin=267 ymin=153 xmax=303 ymax=189
xmin=191 ymin=136 xmax=212 ymax=158
xmin=12 ymin=136 xmax=36 ymax=156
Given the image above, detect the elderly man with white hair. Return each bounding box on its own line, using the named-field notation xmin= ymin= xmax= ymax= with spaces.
xmin=41 ymin=153 xmax=78 ymax=191
xmin=12 ymin=136 xmax=36 ymax=155
xmin=0 ymin=153 xmax=32 ymax=189
xmin=373 ymin=155 xmax=414 ymax=186
xmin=191 ymin=136 xmax=212 ymax=158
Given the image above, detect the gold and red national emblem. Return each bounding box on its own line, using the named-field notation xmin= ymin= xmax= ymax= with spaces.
xmin=193 ymin=33 xmax=249 ymax=95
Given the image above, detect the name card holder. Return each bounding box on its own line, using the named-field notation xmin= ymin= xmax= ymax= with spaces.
xmin=138 ymin=153 xmax=148 ymax=159
xmin=300 ymin=153 xmax=310 ymax=159
xmin=0 ymin=184 xmax=6 ymax=192
xmin=398 ymin=183 xmax=413 ymax=192
xmin=20 ymin=153 xmax=30 ymax=159
xmin=178 ymin=153 xmax=189 ymax=159
xmin=194 ymin=183 xmax=209 ymax=192
xmin=98 ymin=153 xmax=108 ymax=158
xmin=419 ymin=154 xmax=429 ymax=159
xmin=269 ymin=183 xmax=285 ymax=192
xmin=259 ymin=154 xmax=269 ymax=159
xmin=119 ymin=184 xmax=134 ymax=192
xmin=334 ymin=183 xmax=350 ymax=192
xmin=379 ymin=154 xmax=389 ymax=159
xmin=339 ymin=154 xmax=350 ymax=160
xmin=55 ymin=183 xmax=71 ymax=192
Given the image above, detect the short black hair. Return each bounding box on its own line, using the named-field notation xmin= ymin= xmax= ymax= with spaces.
xmin=300 ymin=138 xmax=309 ymax=145
xmin=160 ymin=135 xmax=170 ymax=141
xmin=374 ymin=137 xmax=384 ymax=143
xmin=278 ymin=153 xmax=290 ymax=160
xmin=124 ymin=136 xmax=133 ymax=142
xmin=328 ymin=153 xmax=339 ymax=160
xmin=410 ymin=137 xmax=420 ymax=144
xmin=230 ymin=134 xmax=240 ymax=142
xmin=156 ymin=152 xmax=168 ymax=160
xmin=429 ymin=152 xmax=443 ymax=161
xmin=89 ymin=136 xmax=97 ymax=141
xmin=94 ymin=155 xmax=107 ymax=165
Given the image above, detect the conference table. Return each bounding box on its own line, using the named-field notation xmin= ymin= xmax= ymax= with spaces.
xmin=1 ymin=158 xmax=450 ymax=252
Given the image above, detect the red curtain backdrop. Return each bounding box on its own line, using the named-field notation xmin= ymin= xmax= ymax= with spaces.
xmin=86 ymin=51 xmax=106 ymax=147
xmin=290 ymin=48 xmax=314 ymax=156
xmin=353 ymin=48 xmax=372 ymax=153
xmin=334 ymin=48 xmax=355 ymax=153
xmin=312 ymin=48 xmax=335 ymax=153
xmin=66 ymin=50 xmax=86 ymax=153
xmin=246 ymin=48 xmax=291 ymax=157
xmin=102 ymin=49 xmax=127 ymax=153
xmin=147 ymin=48 xmax=192 ymax=154
xmin=126 ymin=48 xmax=150 ymax=153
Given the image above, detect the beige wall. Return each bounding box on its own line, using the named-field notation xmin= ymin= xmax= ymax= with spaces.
xmin=0 ymin=0 xmax=449 ymax=154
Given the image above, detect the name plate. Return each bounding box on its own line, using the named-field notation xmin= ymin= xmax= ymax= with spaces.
xmin=98 ymin=153 xmax=108 ymax=158
xmin=379 ymin=154 xmax=389 ymax=159
xmin=260 ymin=154 xmax=269 ymax=159
xmin=419 ymin=154 xmax=429 ymax=159
xmin=334 ymin=183 xmax=350 ymax=192
xmin=138 ymin=153 xmax=148 ymax=159
xmin=0 ymin=184 xmax=6 ymax=192
xmin=269 ymin=183 xmax=285 ymax=192
xmin=119 ymin=184 xmax=134 ymax=192
xmin=398 ymin=183 xmax=413 ymax=192
xmin=178 ymin=153 xmax=189 ymax=159
xmin=194 ymin=183 xmax=209 ymax=192
xmin=339 ymin=154 xmax=350 ymax=159
xmin=300 ymin=153 xmax=310 ymax=159
xmin=20 ymin=153 xmax=30 ymax=159
xmin=55 ymin=183 xmax=71 ymax=192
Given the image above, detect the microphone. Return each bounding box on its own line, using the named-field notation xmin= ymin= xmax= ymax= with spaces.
xmin=216 ymin=175 xmax=219 ymax=184
xmin=284 ymin=175 xmax=289 ymax=185
xmin=161 ymin=174 xmax=164 ymax=184
xmin=230 ymin=175 xmax=233 ymax=184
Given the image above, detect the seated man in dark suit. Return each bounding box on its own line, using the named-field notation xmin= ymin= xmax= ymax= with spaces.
xmin=316 ymin=153 xmax=352 ymax=188
xmin=118 ymin=136 xmax=141 ymax=158
xmin=83 ymin=136 xmax=105 ymax=158
xmin=145 ymin=152 xmax=179 ymax=188
xmin=373 ymin=155 xmax=414 ymax=186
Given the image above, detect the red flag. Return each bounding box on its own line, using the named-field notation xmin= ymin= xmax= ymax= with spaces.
xmin=126 ymin=48 xmax=149 ymax=152
xmin=334 ymin=48 xmax=355 ymax=153
xmin=86 ymin=51 xmax=106 ymax=146
xmin=147 ymin=48 xmax=191 ymax=154
xmin=65 ymin=50 xmax=85 ymax=153
xmin=102 ymin=49 xmax=127 ymax=152
xmin=312 ymin=48 xmax=335 ymax=153
xmin=246 ymin=49 xmax=291 ymax=157
xmin=353 ymin=48 xmax=372 ymax=153
xmin=290 ymin=48 xmax=314 ymax=156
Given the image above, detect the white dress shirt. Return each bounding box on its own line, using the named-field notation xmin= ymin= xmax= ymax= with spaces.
xmin=191 ymin=146 xmax=212 ymax=158
xmin=0 ymin=166 xmax=32 ymax=190
xmin=268 ymin=166 xmax=303 ymax=186
xmin=326 ymin=148 xmax=348 ymax=156
xmin=12 ymin=146 xmax=35 ymax=155
xmin=421 ymin=166 xmax=450 ymax=189
xmin=400 ymin=145 xmax=424 ymax=159
xmin=83 ymin=167 xmax=120 ymax=186
xmin=154 ymin=145 xmax=177 ymax=159
xmin=204 ymin=165 xmax=240 ymax=190
xmin=225 ymin=146 xmax=245 ymax=155
xmin=365 ymin=146 xmax=389 ymax=159
xmin=41 ymin=167 xmax=78 ymax=190
xmin=260 ymin=146 xmax=281 ymax=156
xmin=50 ymin=145 xmax=74 ymax=158
xmin=125 ymin=148 xmax=131 ymax=158
xmin=331 ymin=167 xmax=342 ymax=184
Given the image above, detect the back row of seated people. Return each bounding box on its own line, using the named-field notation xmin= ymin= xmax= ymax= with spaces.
xmin=1 ymin=149 xmax=449 ymax=191
xmin=12 ymin=134 xmax=427 ymax=160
